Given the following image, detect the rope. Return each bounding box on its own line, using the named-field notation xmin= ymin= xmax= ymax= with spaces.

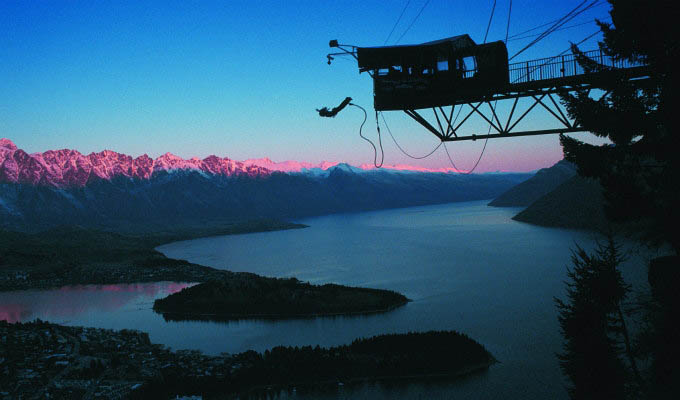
xmin=483 ymin=0 xmax=497 ymax=44
xmin=395 ymin=0 xmax=432 ymax=44
xmin=510 ymin=0 xmax=591 ymax=60
xmin=349 ymin=103 xmax=384 ymax=168
xmin=507 ymin=1 xmax=605 ymax=40
xmin=367 ymin=1 xmax=599 ymax=173
xmin=380 ymin=112 xmax=442 ymax=159
xmin=317 ymin=98 xmax=384 ymax=168
xmin=509 ymin=18 xmax=565 ymax=40
xmin=442 ymin=142 xmax=461 ymax=172
xmin=570 ymin=30 xmax=601 ymax=49
xmin=443 ymin=140 xmax=490 ymax=174
xmin=384 ymin=0 xmax=412 ymax=45
xmin=374 ymin=110 xmax=385 ymax=168
xmin=444 ymin=30 xmax=600 ymax=173
xmin=505 ymin=0 xmax=513 ymax=43
xmin=512 ymin=29 xmax=600 ymax=84
xmin=445 ymin=0 xmax=511 ymax=174
xmin=381 ymin=0 xmax=504 ymax=173
xmin=508 ymin=19 xmax=602 ymax=42
xmin=509 ymin=0 xmax=601 ymax=61
xmin=464 ymin=0 xmax=507 ymax=173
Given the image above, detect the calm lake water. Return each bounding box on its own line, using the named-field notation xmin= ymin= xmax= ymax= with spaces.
xmin=0 ymin=201 xmax=655 ymax=399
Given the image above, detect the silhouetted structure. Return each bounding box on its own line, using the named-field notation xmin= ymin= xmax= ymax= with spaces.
xmin=328 ymin=35 xmax=649 ymax=142
xmin=357 ymin=35 xmax=508 ymax=111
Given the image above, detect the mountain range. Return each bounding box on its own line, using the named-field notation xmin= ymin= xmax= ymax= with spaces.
xmin=1 ymin=139 xmax=531 ymax=232
xmin=0 ymin=139 xmax=475 ymax=189
xmin=0 ymin=138 xmax=268 ymax=188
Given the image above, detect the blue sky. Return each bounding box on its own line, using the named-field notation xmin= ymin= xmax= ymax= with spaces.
xmin=0 ymin=0 xmax=612 ymax=172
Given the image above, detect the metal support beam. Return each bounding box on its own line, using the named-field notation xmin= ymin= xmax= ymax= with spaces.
xmin=441 ymin=127 xmax=586 ymax=142
xmin=444 ymin=106 xmax=456 ymax=137
xmin=532 ymin=95 xmax=571 ymax=129
xmin=472 ymin=104 xmax=502 ymax=134
xmin=404 ymin=109 xmax=444 ymax=140
xmin=548 ymin=93 xmax=571 ymax=128
xmin=452 ymin=102 xmax=484 ymax=135
xmin=489 ymin=102 xmax=503 ymax=134
xmin=507 ymin=94 xmax=546 ymax=133
xmin=432 ymin=108 xmax=445 ymax=137
xmin=505 ymin=97 xmax=519 ymax=132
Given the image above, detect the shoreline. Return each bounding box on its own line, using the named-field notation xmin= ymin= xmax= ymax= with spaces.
xmin=2 ymin=321 xmax=497 ymax=398
xmin=2 ymin=219 xmax=411 ymax=322
xmin=154 ymin=299 xmax=411 ymax=321
xmin=0 ymin=261 xmax=234 ymax=292
xmin=242 ymin=360 xmax=498 ymax=394
xmin=0 ymin=220 xmax=307 ymax=292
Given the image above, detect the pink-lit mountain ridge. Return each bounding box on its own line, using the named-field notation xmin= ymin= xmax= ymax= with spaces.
xmin=0 ymin=139 xmax=466 ymax=188
xmin=0 ymin=139 xmax=269 ymax=188
xmin=243 ymin=157 xmax=466 ymax=174
xmin=1 ymin=139 xmax=532 ymax=231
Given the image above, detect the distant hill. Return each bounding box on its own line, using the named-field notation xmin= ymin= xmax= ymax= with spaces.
xmin=488 ymin=159 xmax=608 ymax=231
xmin=0 ymin=168 xmax=529 ymax=232
xmin=488 ymin=160 xmax=576 ymax=207
xmin=512 ymin=175 xmax=608 ymax=230
xmin=0 ymin=220 xmax=304 ymax=272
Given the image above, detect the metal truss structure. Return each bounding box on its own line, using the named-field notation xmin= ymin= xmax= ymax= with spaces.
xmin=328 ymin=41 xmax=651 ymax=142
xmin=404 ymin=87 xmax=589 ymax=142
xmin=400 ymin=49 xmax=651 ymax=141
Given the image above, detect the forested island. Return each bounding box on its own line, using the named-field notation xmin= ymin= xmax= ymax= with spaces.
xmin=146 ymin=330 xmax=496 ymax=398
xmin=3 ymin=320 xmax=495 ymax=398
xmin=153 ymin=279 xmax=410 ymax=320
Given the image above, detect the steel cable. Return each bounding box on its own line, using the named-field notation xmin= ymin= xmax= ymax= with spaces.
xmin=384 ymin=0 xmax=412 ymax=45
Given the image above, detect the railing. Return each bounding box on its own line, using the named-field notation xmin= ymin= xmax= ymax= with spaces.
xmin=508 ymin=49 xmax=645 ymax=84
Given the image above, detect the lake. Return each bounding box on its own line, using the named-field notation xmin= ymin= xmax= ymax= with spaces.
xmin=0 ymin=201 xmax=654 ymax=399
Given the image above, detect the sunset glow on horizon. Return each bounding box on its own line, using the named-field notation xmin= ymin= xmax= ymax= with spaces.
xmin=1 ymin=1 xmax=612 ymax=172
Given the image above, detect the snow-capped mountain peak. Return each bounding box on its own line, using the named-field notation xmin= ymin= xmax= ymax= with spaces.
xmin=0 ymin=139 xmax=269 ymax=187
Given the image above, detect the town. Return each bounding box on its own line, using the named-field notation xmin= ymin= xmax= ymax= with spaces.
xmin=1 ymin=320 xmax=494 ymax=399
xmin=1 ymin=320 xmax=238 ymax=399
xmin=0 ymin=258 xmax=228 ymax=292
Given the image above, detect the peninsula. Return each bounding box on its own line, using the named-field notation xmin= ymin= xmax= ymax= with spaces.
xmin=2 ymin=221 xmax=410 ymax=318
xmin=0 ymin=220 xmax=306 ymax=291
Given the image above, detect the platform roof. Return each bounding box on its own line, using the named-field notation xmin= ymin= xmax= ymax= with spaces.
xmin=357 ymin=35 xmax=476 ymax=70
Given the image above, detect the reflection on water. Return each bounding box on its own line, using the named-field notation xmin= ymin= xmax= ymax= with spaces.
xmin=0 ymin=282 xmax=193 ymax=323
xmin=0 ymin=201 xmax=657 ymax=399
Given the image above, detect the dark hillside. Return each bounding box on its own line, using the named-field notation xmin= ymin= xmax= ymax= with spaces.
xmin=512 ymin=175 xmax=607 ymax=230
xmin=0 ymin=169 xmax=530 ymax=232
xmin=0 ymin=220 xmax=305 ymax=288
xmin=488 ymin=160 xmax=576 ymax=207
